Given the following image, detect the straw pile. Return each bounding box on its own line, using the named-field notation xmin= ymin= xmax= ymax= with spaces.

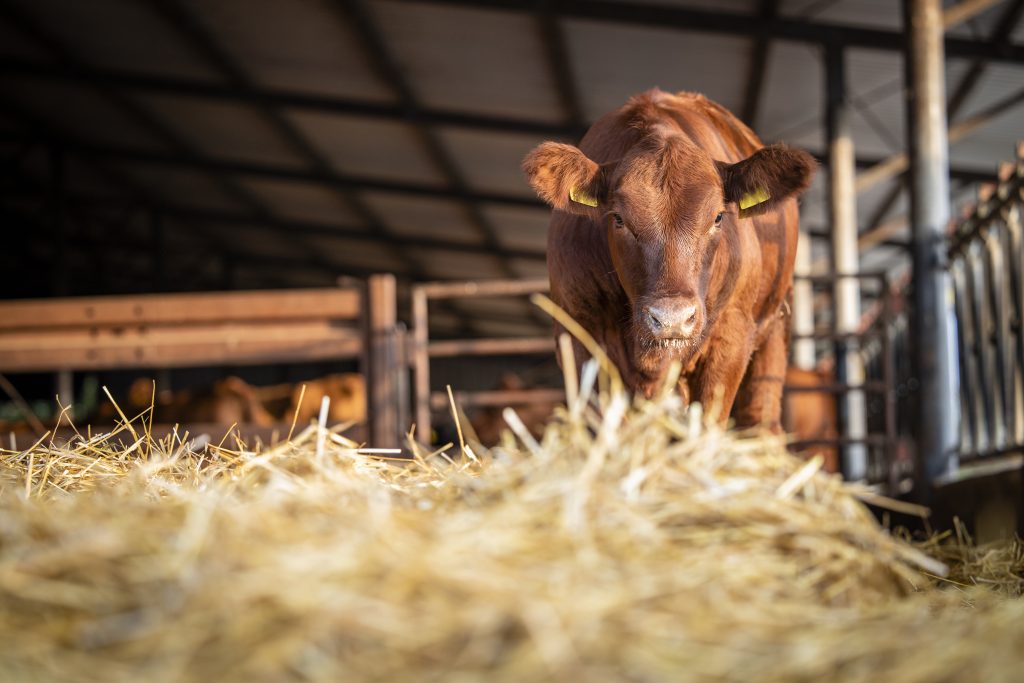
xmin=1 ymin=309 xmax=1022 ymax=681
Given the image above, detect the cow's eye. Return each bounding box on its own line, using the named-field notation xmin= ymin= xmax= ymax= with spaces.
xmin=612 ymin=213 xmax=625 ymax=228
xmin=714 ymin=212 xmax=724 ymax=226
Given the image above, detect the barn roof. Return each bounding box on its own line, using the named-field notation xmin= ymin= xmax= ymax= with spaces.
xmin=1 ymin=0 xmax=1022 ymax=338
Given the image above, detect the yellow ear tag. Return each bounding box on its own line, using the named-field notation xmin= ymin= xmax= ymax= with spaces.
xmin=739 ymin=187 xmax=771 ymax=211
xmin=569 ymin=186 xmax=598 ymax=208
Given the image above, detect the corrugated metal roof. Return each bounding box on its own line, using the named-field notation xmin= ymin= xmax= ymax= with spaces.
xmin=372 ymin=0 xmax=564 ymax=122
xmin=238 ymin=178 xmax=366 ymax=225
xmin=288 ymin=111 xmax=441 ymax=184
xmin=186 ymin=0 xmax=395 ymax=101
xmin=438 ymin=127 xmax=545 ymax=196
xmin=788 ymin=0 xmax=902 ymax=30
xmin=305 ymin=235 xmax=410 ymax=272
xmin=483 ymin=205 xmax=550 ymax=252
xmin=418 ymin=248 xmax=505 ymax=279
xmin=566 ymin=20 xmax=751 ymax=119
xmin=4 ymin=80 xmax=166 ymax=150
xmin=758 ymin=40 xmax=824 ymax=149
xmin=10 ymin=0 xmax=214 ymax=79
xmin=360 ymin=192 xmax=482 ymax=243
xmin=139 ymin=96 xmax=307 ymax=167
xmin=111 ymin=163 xmax=241 ymax=211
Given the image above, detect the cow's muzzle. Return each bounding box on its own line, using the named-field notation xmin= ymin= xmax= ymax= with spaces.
xmin=642 ymin=299 xmax=701 ymax=342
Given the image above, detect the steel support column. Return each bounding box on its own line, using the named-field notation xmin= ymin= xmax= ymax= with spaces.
xmin=792 ymin=230 xmax=816 ymax=370
xmin=825 ymin=45 xmax=867 ymax=480
xmin=905 ymin=0 xmax=960 ymax=487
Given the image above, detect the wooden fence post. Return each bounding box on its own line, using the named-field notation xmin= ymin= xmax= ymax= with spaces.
xmin=412 ymin=286 xmax=431 ymax=445
xmin=365 ymin=274 xmax=400 ymax=448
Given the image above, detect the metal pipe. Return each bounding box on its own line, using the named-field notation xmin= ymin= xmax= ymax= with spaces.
xmin=825 ymin=45 xmax=868 ymax=481
xmin=792 ymin=230 xmax=816 ymax=370
xmin=942 ymin=0 xmax=1003 ymax=28
xmin=855 ymin=84 xmax=1024 ymax=194
xmin=905 ymin=0 xmax=961 ymax=488
xmin=388 ymin=0 xmax=1024 ymax=64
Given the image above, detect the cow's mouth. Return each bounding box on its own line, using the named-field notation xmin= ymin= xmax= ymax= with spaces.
xmin=655 ymin=338 xmax=691 ymax=350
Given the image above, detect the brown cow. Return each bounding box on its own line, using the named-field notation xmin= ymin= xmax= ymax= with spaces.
xmin=782 ymin=365 xmax=840 ymax=473
xmin=288 ymin=373 xmax=366 ymax=427
xmin=94 ymin=376 xmax=275 ymax=427
xmin=523 ymin=89 xmax=815 ymax=428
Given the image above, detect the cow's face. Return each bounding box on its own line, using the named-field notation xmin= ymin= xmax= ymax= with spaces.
xmin=524 ymin=135 xmax=815 ymax=369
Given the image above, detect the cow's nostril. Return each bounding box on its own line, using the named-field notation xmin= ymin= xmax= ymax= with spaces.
xmin=646 ymin=307 xmax=664 ymax=330
xmin=678 ymin=305 xmax=699 ymax=335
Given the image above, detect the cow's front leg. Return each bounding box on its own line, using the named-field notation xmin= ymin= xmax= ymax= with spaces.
xmin=689 ymin=316 xmax=756 ymax=426
xmin=732 ymin=314 xmax=788 ymax=431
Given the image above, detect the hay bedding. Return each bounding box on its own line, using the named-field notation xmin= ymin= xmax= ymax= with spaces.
xmin=1 ymin=311 xmax=1022 ymax=681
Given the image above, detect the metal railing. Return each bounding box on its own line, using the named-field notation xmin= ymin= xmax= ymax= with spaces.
xmin=787 ymin=272 xmax=904 ymax=489
xmin=949 ymin=148 xmax=1024 ymax=464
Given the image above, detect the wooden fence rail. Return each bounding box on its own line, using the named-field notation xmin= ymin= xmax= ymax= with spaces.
xmin=411 ymin=279 xmax=553 ymax=443
xmin=0 ymin=276 xmax=405 ymax=449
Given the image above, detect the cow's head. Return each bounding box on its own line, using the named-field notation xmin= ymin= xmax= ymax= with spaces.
xmin=523 ymin=134 xmax=815 ymax=369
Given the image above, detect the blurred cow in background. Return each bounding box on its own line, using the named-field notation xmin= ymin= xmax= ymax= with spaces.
xmin=288 ymin=373 xmax=366 ymax=427
xmin=88 ymin=373 xmax=367 ymax=429
xmin=95 ymin=376 xmax=276 ymax=426
xmin=782 ymin=364 xmax=839 ymax=474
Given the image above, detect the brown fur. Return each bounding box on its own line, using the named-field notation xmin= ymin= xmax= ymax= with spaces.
xmin=288 ymin=373 xmax=366 ymax=427
xmin=97 ymin=376 xmax=276 ymax=426
xmin=782 ymin=366 xmax=840 ymax=474
xmin=523 ymin=89 xmax=816 ymax=428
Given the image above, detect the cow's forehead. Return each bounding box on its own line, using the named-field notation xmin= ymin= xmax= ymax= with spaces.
xmin=612 ymin=134 xmax=722 ymax=232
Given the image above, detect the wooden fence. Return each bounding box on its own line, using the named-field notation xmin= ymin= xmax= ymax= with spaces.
xmin=411 ymin=278 xmax=556 ymax=443
xmin=0 ymin=274 xmax=405 ymax=448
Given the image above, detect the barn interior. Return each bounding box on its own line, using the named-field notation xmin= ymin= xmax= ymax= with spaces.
xmin=2 ymin=1 xmax=1024 ymax=680
xmin=3 ymin=0 xmax=1024 ymax=496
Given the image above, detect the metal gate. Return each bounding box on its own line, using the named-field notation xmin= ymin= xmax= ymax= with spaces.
xmin=949 ymin=150 xmax=1024 ymax=472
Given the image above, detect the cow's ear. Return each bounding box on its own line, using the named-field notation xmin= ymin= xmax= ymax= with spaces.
xmin=523 ymin=142 xmax=610 ymax=218
xmin=716 ymin=144 xmax=817 ymax=219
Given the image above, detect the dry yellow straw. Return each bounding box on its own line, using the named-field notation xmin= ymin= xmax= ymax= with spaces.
xmin=0 ymin=308 xmax=1021 ymax=682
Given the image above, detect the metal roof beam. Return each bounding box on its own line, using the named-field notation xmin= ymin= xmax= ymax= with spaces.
xmin=3 ymin=132 xmax=994 ymax=198
xmin=0 ymin=95 xmax=249 ymax=276
xmin=858 ymin=1 xmax=1023 ymax=245
xmin=947 ymin=0 xmax=1024 ymax=118
xmin=535 ymin=1 xmax=588 ymax=136
xmin=740 ymin=0 xmax=780 ymax=128
xmin=388 ymin=0 xmax=1024 ymax=64
xmin=0 ymin=135 xmax=543 ymax=205
xmin=0 ymin=57 xmax=576 ymax=137
xmin=0 ymin=0 xmax=348 ymax=279
xmin=328 ymin=0 xmax=523 ymax=283
xmin=3 ymin=192 xmax=549 ymax=261
xmin=141 ymin=0 xmax=440 ymax=283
